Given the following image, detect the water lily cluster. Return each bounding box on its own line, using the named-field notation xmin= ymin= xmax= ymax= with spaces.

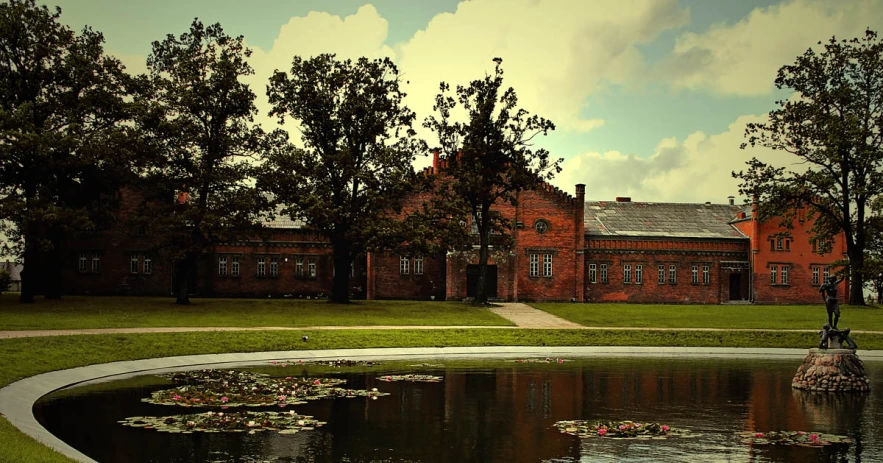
xmin=146 ymin=370 xmax=387 ymax=407
xmin=270 ymin=359 xmax=381 ymax=368
xmin=515 ymin=358 xmax=567 ymax=364
xmin=555 ymin=420 xmax=691 ymax=439
xmin=378 ymin=374 xmax=444 ymax=383
xmin=742 ymin=431 xmax=852 ymax=447
xmin=119 ymin=410 xmax=325 ymax=434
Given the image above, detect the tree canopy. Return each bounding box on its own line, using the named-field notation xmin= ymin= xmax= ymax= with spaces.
xmin=0 ymin=0 xmax=135 ymax=302
xmin=735 ymin=29 xmax=883 ymax=305
xmin=133 ymin=20 xmax=271 ymax=304
xmin=424 ymin=58 xmax=560 ymax=305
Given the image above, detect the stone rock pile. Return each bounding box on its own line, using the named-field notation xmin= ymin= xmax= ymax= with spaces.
xmin=792 ymin=348 xmax=870 ymax=392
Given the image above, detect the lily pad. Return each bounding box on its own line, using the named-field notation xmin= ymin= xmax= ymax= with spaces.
xmin=514 ymin=358 xmax=568 ymax=364
xmin=120 ymin=411 xmax=325 ymax=434
xmin=377 ymin=374 xmax=444 ymax=383
xmin=554 ymin=420 xmax=694 ymax=439
xmin=271 ymin=359 xmax=381 ymax=368
xmin=741 ymin=431 xmax=852 ymax=447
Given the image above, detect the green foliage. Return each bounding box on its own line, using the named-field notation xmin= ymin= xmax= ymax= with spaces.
xmin=260 ymin=54 xmax=425 ymax=303
xmin=0 ymin=0 xmax=137 ymax=302
xmin=734 ymin=29 xmax=883 ymax=304
xmin=424 ymin=58 xmax=561 ymax=305
xmin=133 ymin=20 xmax=273 ymax=304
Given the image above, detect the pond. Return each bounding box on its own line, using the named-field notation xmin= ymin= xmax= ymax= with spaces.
xmin=34 ymin=356 xmax=883 ymax=463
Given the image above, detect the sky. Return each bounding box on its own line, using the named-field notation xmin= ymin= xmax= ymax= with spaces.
xmin=52 ymin=0 xmax=883 ymax=204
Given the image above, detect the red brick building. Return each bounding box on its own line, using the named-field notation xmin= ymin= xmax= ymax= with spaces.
xmin=59 ymin=165 xmax=846 ymax=303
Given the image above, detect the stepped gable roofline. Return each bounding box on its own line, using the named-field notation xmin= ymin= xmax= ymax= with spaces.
xmin=584 ymin=200 xmax=748 ymax=239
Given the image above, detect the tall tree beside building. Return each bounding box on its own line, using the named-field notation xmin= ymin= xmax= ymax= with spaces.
xmin=864 ymin=197 xmax=883 ymax=305
xmin=735 ymin=29 xmax=883 ymax=305
xmin=0 ymin=0 xmax=135 ymax=303
xmin=134 ymin=20 xmax=270 ymax=305
xmin=424 ymin=58 xmax=560 ymax=306
xmin=260 ymin=54 xmax=424 ymax=304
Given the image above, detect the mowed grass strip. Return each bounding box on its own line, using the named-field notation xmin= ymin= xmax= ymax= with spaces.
xmin=0 ymin=295 xmax=513 ymax=330
xmin=534 ymin=303 xmax=883 ymax=331
xmin=3 ymin=328 xmax=883 ymax=462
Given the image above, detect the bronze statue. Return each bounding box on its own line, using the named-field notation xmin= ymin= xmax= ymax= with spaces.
xmin=819 ymin=275 xmax=844 ymax=328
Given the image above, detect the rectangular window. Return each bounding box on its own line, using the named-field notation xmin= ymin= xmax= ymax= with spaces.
xmin=781 ymin=266 xmax=789 ymax=285
xmin=589 ymin=264 xmax=597 ymax=283
xmin=257 ymin=257 xmax=266 ymax=276
xmin=702 ymin=265 xmax=710 ymax=285
xmin=296 ymin=257 xmax=304 ymax=276
xmin=130 ymin=255 xmax=140 ymax=274
xmin=543 ymin=253 xmax=553 ymax=277
xmin=414 ymin=256 xmax=424 ymax=275
xmin=823 ymin=267 xmax=830 ymax=281
xmin=218 ymin=256 xmax=227 ymax=276
xmin=91 ymin=254 xmax=100 ymax=273
xmin=231 ymin=256 xmax=240 ymax=276
xmin=770 ymin=265 xmax=778 ymax=284
xmin=308 ymin=258 xmax=316 ymax=277
xmin=635 ymin=264 xmax=643 ymax=284
xmin=529 ymin=254 xmax=539 ymax=277
xmin=658 ymin=264 xmax=665 ymax=284
xmin=270 ymin=257 xmax=278 ymax=277
xmin=143 ymin=256 xmax=152 ymax=275
xmin=691 ymin=265 xmax=699 ymax=284
xmin=400 ymin=256 xmax=410 ymax=275
xmin=623 ymin=264 xmax=632 ymax=283
xmin=776 ymin=237 xmax=783 ymax=251
xmin=668 ymin=264 xmax=676 ymax=284
xmin=78 ymin=253 xmax=87 ymax=273
xmin=600 ymin=264 xmax=608 ymax=283
xmin=813 ymin=267 xmax=820 ymax=285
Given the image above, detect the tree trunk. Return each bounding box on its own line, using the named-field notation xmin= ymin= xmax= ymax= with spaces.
xmin=848 ymin=247 xmax=865 ymax=305
xmin=44 ymin=228 xmax=64 ymax=299
xmin=475 ymin=209 xmax=490 ymax=306
xmin=174 ymin=257 xmax=192 ymax=305
xmin=19 ymin=236 xmax=37 ymax=303
xmin=329 ymin=238 xmax=351 ymax=304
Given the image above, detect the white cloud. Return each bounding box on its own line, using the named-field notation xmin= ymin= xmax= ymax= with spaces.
xmin=661 ymin=0 xmax=883 ymax=95
xmin=552 ymin=113 xmax=799 ymax=203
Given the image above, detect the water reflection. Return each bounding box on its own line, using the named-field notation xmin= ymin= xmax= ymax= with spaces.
xmin=34 ymin=357 xmax=881 ymax=463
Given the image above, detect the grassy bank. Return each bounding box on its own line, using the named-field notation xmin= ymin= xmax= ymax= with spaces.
xmin=4 ymin=328 xmax=883 ymax=462
xmin=0 ymin=296 xmax=512 ymax=330
xmin=535 ymin=303 xmax=883 ymax=331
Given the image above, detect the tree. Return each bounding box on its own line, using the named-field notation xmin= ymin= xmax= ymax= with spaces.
xmin=260 ymin=54 xmax=424 ymax=304
xmin=864 ymin=197 xmax=883 ymax=305
xmin=424 ymin=58 xmax=560 ymax=305
xmin=134 ymin=20 xmax=270 ymax=305
xmin=735 ymin=29 xmax=883 ymax=305
xmin=0 ymin=0 xmax=135 ymax=303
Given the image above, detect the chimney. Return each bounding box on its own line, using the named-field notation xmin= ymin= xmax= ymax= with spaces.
xmin=615 ymin=197 xmax=631 ymax=203
xmin=575 ymin=184 xmax=585 ymax=200
xmin=737 ymin=211 xmax=746 ymax=219
xmin=728 ymin=196 xmax=735 ymax=206
xmin=432 ymin=150 xmax=439 ymax=171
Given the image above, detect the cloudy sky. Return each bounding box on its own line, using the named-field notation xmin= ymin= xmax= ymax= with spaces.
xmin=53 ymin=0 xmax=882 ymax=204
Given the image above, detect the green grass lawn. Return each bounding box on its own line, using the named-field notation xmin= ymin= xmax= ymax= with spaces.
xmin=534 ymin=303 xmax=883 ymax=331
xmin=0 ymin=295 xmax=513 ymax=330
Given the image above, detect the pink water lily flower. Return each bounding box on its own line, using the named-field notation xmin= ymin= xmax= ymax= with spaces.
xmin=810 ymin=434 xmax=820 ymax=441
xmin=313 ymin=379 xmax=321 ymax=385
xmin=754 ymin=432 xmax=764 ymax=438
xmin=598 ymin=429 xmax=607 ymax=436
xmin=220 ymin=397 xmax=229 ymax=403
xmin=661 ymin=425 xmax=670 ymax=432
xmin=278 ymin=395 xmax=287 ymax=401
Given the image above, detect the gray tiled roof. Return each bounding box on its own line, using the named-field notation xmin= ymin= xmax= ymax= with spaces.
xmin=262 ymin=215 xmax=308 ymax=229
xmin=584 ymin=201 xmax=748 ymax=239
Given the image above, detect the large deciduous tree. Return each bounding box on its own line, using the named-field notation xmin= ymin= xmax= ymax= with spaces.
xmin=735 ymin=29 xmax=883 ymax=305
xmin=260 ymin=54 xmax=424 ymax=304
xmin=134 ymin=20 xmax=269 ymax=305
xmin=0 ymin=0 xmax=134 ymax=303
xmin=424 ymin=58 xmax=560 ymax=306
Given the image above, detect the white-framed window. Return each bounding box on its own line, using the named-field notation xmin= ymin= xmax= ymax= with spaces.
xmin=543 ymin=253 xmax=553 ymax=277
xmin=307 ymin=257 xmax=316 ymax=277
xmin=257 ymin=257 xmax=266 ymax=276
xmin=143 ymin=256 xmax=152 ymax=275
xmin=782 ymin=266 xmax=789 ymax=285
xmin=529 ymin=254 xmax=539 ymax=277
xmin=130 ymin=255 xmax=140 ymax=274
xmin=702 ymin=265 xmax=709 ymax=285
xmin=668 ymin=264 xmax=676 ymax=284
xmin=589 ymin=263 xmax=597 ymax=283
xmin=231 ymin=256 xmax=240 ymax=276
xmin=691 ymin=265 xmax=699 ymax=284
xmin=635 ymin=264 xmax=643 ymax=284
xmin=823 ymin=267 xmax=830 ymax=281
xmin=812 ymin=266 xmax=820 ymax=285
xmin=270 ymin=257 xmax=278 ymax=276
xmin=400 ymin=256 xmax=410 ymax=275
xmin=623 ymin=264 xmax=632 ymax=284
xmin=414 ymin=256 xmax=424 ymax=275
xmin=91 ymin=254 xmax=100 ymax=273
xmin=770 ymin=265 xmax=778 ymax=284
xmin=600 ymin=264 xmax=608 ymax=283
xmin=296 ymin=256 xmax=304 ymax=276
xmin=658 ymin=264 xmax=665 ymax=284
xmin=218 ymin=256 xmax=227 ymax=276
xmin=78 ymin=253 xmax=87 ymax=273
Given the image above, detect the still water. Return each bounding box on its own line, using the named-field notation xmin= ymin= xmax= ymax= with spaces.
xmin=34 ymin=356 xmax=883 ymax=463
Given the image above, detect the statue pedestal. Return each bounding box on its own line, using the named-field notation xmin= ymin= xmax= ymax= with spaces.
xmin=792 ymin=348 xmax=870 ymax=392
